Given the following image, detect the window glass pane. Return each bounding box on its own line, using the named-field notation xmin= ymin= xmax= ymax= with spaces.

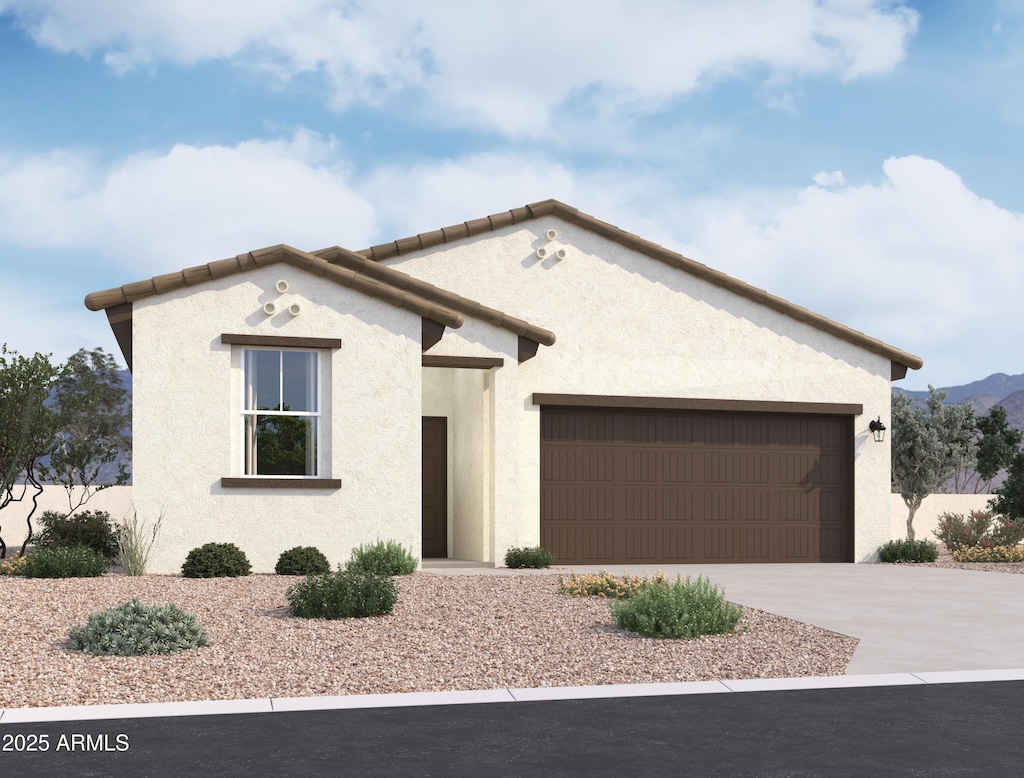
xmin=281 ymin=351 xmax=318 ymax=413
xmin=245 ymin=415 xmax=317 ymax=476
xmin=245 ymin=350 xmax=281 ymax=411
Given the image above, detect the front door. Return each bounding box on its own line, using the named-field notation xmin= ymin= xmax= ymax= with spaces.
xmin=422 ymin=416 xmax=448 ymax=558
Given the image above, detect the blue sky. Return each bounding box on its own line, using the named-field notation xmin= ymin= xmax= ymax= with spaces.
xmin=1 ymin=0 xmax=1022 ymax=391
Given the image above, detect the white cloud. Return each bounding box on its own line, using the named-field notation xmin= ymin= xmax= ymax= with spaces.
xmin=1 ymin=1 xmax=919 ymax=136
xmin=813 ymin=170 xmax=846 ymax=187
xmin=0 ymin=131 xmax=377 ymax=274
xmin=677 ymin=156 xmax=1024 ymax=387
xmin=2 ymin=138 xmax=1018 ymax=388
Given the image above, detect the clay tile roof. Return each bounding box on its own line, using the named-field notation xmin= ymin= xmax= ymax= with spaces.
xmin=351 ymin=199 xmax=923 ymax=374
xmin=84 ymin=244 xmax=464 ymax=329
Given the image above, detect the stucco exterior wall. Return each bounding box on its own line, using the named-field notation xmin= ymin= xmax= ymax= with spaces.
xmin=385 ymin=215 xmax=895 ymax=564
xmin=890 ymin=493 xmax=996 ymax=546
xmin=132 ymin=263 xmax=423 ymax=573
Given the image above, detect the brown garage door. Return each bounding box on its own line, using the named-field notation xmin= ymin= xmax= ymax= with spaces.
xmin=540 ymin=407 xmax=853 ymax=564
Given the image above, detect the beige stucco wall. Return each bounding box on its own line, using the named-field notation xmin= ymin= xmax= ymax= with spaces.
xmin=132 ymin=263 xmax=423 ymax=573
xmin=386 ymin=215 xmax=895 ymax=564
xmin=890 ymin=493 xmax=996 ymax=546
xmin=0 ymin=486 xmax=134 ymax=554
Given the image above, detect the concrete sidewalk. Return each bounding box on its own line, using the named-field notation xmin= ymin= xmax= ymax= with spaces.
xmin=423 ymin=561 xmax=1024 ymax=675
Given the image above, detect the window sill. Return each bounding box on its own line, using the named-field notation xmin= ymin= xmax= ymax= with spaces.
xmin=220 ymin=477 xmax=342 ymax=489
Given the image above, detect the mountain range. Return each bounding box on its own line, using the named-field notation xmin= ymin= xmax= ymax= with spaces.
xmin=896 ymin=372 xmax=1024 ymax=432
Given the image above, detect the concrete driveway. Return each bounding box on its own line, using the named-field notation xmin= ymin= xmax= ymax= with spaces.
xmin=423 ymin=561 xmax=1024 ymax=675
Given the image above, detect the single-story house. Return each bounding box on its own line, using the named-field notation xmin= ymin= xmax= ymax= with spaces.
xmin=85 ymin=199 xmax=922 ymax=573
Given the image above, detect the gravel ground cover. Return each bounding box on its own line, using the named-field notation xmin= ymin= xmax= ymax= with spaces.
xmin=0 ymin=572 xmax=857 ymax=710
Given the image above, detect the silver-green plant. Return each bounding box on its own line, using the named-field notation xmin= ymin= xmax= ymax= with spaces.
xmin=69 ymin=598 xmax=211 ymax=656
xmin=118 ymin=505 xmax=164 ymax=576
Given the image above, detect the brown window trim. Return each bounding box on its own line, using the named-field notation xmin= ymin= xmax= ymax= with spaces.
xmin=221 ymin=477 xmax=342 ymax=489
xmin=531 ymin=393 xmax=863 ymax=416
xmin=422 ymin=355 xmax=504 ymax=369
xmin=221 ymin=334 xmax=342 ymax=349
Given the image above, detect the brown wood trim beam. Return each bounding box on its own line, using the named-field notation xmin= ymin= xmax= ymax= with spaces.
xmin=518 ymin=336 xmax=540 ymax=362
xmin=106 ymin=302 xmax=133 ymax=373
xmin=220 ymin=477 xmax=342 ymax=489
xmin=531 ymin=393 xmax=864 ymax=416
xmin=221 ymin=334 xmax=342 ymax=349
xmin=891 ymin=361 xmax=908 ymax=381
xmin=422 ymin=318 xmax=446 ymax=351
xmin=422 ymin=355 xmax=504 ymax=368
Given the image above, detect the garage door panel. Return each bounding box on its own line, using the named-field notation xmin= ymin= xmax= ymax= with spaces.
xmin=542 ymin=448 xmax=576 ymax=481
xmin=581 ymin=528 xmax=615 ymax=561
xmin=661 ymin=451 xmax=694 ymax=482
xmin=625 ymin=450 xmax=657 ymax=482
xmin=541 ymin=408 xmax=853 ymax=564
xmin=581 ymin=488 xmax=616 ymax=521
xmin=624 ymin=488 xmax=694 ymax=521
xmin=581 ymin=449 xmax=614 ymax=481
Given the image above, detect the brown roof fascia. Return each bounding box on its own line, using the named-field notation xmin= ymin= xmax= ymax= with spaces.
xmin=352 ymin=199 xmax=923 ymax=375
xmin=313 ymin=245 xmax=557 ymax=348
xmin=83 ymin=245 xmax=464 ymax=330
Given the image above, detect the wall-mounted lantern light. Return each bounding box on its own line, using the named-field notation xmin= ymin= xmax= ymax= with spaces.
xmin=869 ymin=417 xmax=887 ymax=443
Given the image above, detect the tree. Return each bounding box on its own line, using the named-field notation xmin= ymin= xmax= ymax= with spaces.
xmin=990 ymin=451 xmax=1024 ymax=522
xmin=37 ymin=347 xmax=131 ymax=515
xmin=972 ymin=406 xmax=1023 ymax=494
xmin=891 ymin=387 xmax=977 ymax=540
xmin=0 ymin=345 xmax=62 ymax=558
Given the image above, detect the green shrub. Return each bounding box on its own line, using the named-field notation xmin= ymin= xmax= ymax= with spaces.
xmin=878 ymin=538 xmax=938 ymax=563
xmin=276 ymin=546 xmax=331 ymax=576
xmin=345 ymin=539 xmax=417 ymax=576
xmin=181 ymin=542 xmax=252 ymax=578
xmin=933 ymin=510 xmax=1024 ymax=553
xmin=286 ymin=568 xmax=398 ymax=619
xmin=558 ymin=568 xmax=667 ymax=599
xmin=953 ymin=545 xmax=1024 ymax=563
xmin=609 ymin=575 xmax=744 ymax=639
xmin=23 ymin=546 xmax=110 ymax=578
xmin=118 ymin=506 xmax=164 ymax=576
xmin=35 ymin=510 xmax=121 ymax=562
xmin=504 ymin=546 xmax=554 ymax=569
xmin=68 ymin=598 xmax=212 ymax=656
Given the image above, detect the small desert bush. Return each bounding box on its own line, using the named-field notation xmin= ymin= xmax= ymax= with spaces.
xmin=345 ymin=539 xmax=417 ymax=576
xmin=181 ymin=542 xmax=252 ymax=578
xmin=68 ymin=598 xmax=211 ymax=656
xmin=934 ymin=510 xmax=1024 ymax=553
xmin=557 ymin=568 xmax=667 ymax=599
xmin=35 ymin=510 xmax=121 ymax=562
xmin=953 ymin=545 xmax=1024 ymax=563
xmin=0 ymin=554 xmax=29 ymax=576
xmin=504 ymin=546 xmax=554 ymax=569
xmin=23 ymin=546 xmax=110 ymax=578
xmin=609 ymin=575 xmax=744 ymax=639
xmin=286 ymin=568 xmax=398 ymax=619
xmin=878 ymin=539 xmax=938 ymax=563
xmin=276 ymin=546 xmax=331 ymax=576
xmin=118 ymin=506 xmax=164 ymax=576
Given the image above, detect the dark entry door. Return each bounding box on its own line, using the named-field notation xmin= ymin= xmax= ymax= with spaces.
xmin=422 ymin=417 xmax=448 ymax=558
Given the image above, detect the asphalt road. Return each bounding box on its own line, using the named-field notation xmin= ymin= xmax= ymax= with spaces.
xmin=3 ymin=680 xmax=1023 ymax=777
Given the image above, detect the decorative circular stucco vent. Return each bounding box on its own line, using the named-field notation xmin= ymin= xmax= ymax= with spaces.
xmin=263 ymin=302 xmax=277 ymax=315
xmin=276 ymin=280 xmax=289 ymax=293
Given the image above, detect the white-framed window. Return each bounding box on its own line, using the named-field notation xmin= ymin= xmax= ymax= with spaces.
xmin=241 ymin=348 xmax=320 ymax=477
